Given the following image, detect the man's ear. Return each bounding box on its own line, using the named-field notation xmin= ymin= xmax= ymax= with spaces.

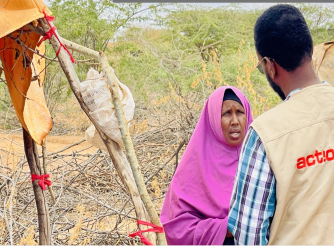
xmin=266 ymin=58 xmax=276 ymax=79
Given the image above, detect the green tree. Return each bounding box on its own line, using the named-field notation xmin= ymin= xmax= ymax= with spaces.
xmin=43 ymin=0 xmax=165 ymax=113
xmin=108 ymin=3 xmax=334 ymax=118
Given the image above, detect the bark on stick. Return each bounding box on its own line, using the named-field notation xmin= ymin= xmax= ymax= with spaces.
xmin=23 ymin=128 xmax=51 ymax=245
xmin=99 ymin=53 xmax=167 ymax=245
xmin=39 ymin=18 xmax=158 ymax=244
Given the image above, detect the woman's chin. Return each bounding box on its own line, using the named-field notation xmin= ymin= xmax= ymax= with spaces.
xmin=226 ymin=136 xmax=244 ymax=147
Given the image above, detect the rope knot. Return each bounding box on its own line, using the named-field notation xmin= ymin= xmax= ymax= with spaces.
xmin=39 ymin=10 xmax=75 ymax=63
xmin=31 ymin=174 xmax=52 ymax=190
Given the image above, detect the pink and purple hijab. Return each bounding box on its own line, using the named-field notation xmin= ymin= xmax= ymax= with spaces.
xmin=160 ymin=86 xmax=253 ymax=245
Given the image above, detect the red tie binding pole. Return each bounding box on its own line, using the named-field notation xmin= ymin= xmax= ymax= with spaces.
xmin=129 ymin=220 xmax=164 ymax=245
xmin=31 ymin=174 xmax=52 ymax=190
xmin=38 ymin=10 xmax=75 ymax=63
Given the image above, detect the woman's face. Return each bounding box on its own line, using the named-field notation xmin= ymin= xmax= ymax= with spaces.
xmin=221 ymin=100 xmax=247 ymax=147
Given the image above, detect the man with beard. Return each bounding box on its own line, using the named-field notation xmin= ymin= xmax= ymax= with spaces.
xmin=227 ymin=4 xmax=334 ymax=245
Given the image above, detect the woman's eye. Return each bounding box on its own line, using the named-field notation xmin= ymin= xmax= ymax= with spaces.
xmin=222 ymin=112 xmax=230 ymax=116
xmin=237 ymin=110 xmax=245 ymax=114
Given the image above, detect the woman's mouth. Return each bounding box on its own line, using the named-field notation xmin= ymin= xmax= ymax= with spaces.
xmin=229 ymin=129 xmax=240 ymax=140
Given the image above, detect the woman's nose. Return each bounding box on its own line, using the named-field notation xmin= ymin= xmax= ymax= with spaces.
xmin=231 ymin=114 xmax=239 ymax=126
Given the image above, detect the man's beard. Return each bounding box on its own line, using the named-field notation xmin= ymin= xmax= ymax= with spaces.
xmin=265 ymin=71 xmax=286 ymax=101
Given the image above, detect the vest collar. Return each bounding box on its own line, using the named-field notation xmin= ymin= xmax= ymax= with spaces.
xmin=284 ymin=81 xmax=329 ymax=101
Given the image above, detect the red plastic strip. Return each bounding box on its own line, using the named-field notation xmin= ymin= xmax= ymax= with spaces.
xmin=129 ymin=220 xmax=164 ymax=245
xmin=40 ymin=10 xmax=75 ymax=63
xmin=31 ymin=174 xmax=52 ymax=190
xmin=37 ymin=26 xmax=56 ymax=47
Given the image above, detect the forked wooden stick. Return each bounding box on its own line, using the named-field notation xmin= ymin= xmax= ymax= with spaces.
xmin=99 ymin=53 xmax=167 ymax=245
xmin=38 ymin=18 xmax=165 ymax=244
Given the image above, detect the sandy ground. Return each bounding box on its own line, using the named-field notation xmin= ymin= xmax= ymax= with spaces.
xmin=0 ymin=131 xmax=98 ymax=170
xmin=0 ymin=132 xmax=140 ymax=238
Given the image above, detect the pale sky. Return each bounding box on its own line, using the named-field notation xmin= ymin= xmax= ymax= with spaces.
xmin=44 ymin=1 xmax=334 ymax=34
xmin=134 ymin=3 xmax=334 ymax=24
xmin=45 ymin=2 xmax=334 ymax=10
xmin=140 ymin=2 xmax=334 ymax=9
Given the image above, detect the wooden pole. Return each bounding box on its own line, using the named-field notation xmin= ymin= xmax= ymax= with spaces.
xmin=99 ymin=53 xmax=167 ymax=245
xmin=38 ymin=18 xmax=158 ymax=244
xmin=61 ymin=36 xmax=167 ymax=245
xmin=61 ymin=38 xmax=99 ymax=59
xmin=42 ymin=140 xmax=56 ymax=204
xmin=23 ymin=128 xmax=51 ymax=245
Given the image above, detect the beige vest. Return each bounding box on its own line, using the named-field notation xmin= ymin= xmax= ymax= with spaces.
xmin=251 ymin=83 xmax=334 ymax=245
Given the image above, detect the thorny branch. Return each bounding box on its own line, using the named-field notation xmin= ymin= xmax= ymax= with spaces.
xmin=0 ymin=103 xmax=189 ymax=244
xmin=0 ymin=18 xmax=208 ymax=245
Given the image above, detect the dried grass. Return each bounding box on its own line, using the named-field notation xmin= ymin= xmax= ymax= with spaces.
xmin=0 ymin=110 xmax=185 ymax=245
xmin=0 ymin=37 xmax=275 ymax=245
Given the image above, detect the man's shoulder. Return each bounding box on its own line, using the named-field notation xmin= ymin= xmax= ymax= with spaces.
xmin=253 ymin=82 xmax=334 ymax=124
xmin=250 ymin=101 xmax=285 ymax=129
xmin=251 ymin=83 xmax=334 ymax=142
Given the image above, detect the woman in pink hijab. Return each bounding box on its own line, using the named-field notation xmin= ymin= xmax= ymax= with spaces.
xmin=160 ymin=86 xmax=253 ymax=245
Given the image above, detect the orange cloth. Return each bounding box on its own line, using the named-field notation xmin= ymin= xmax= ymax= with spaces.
xmin=0 ymin=0 xmax=53 ymax=145
xmin=0 ymin=0 xmax=51 ymax=39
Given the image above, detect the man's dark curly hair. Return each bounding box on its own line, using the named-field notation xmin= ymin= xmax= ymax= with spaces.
xmin=254 ymin=4 xmax=313 ymax=72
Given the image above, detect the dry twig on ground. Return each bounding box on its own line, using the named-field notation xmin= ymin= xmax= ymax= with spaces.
xmin=0 ymin=111 xmax=187 ymax=245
